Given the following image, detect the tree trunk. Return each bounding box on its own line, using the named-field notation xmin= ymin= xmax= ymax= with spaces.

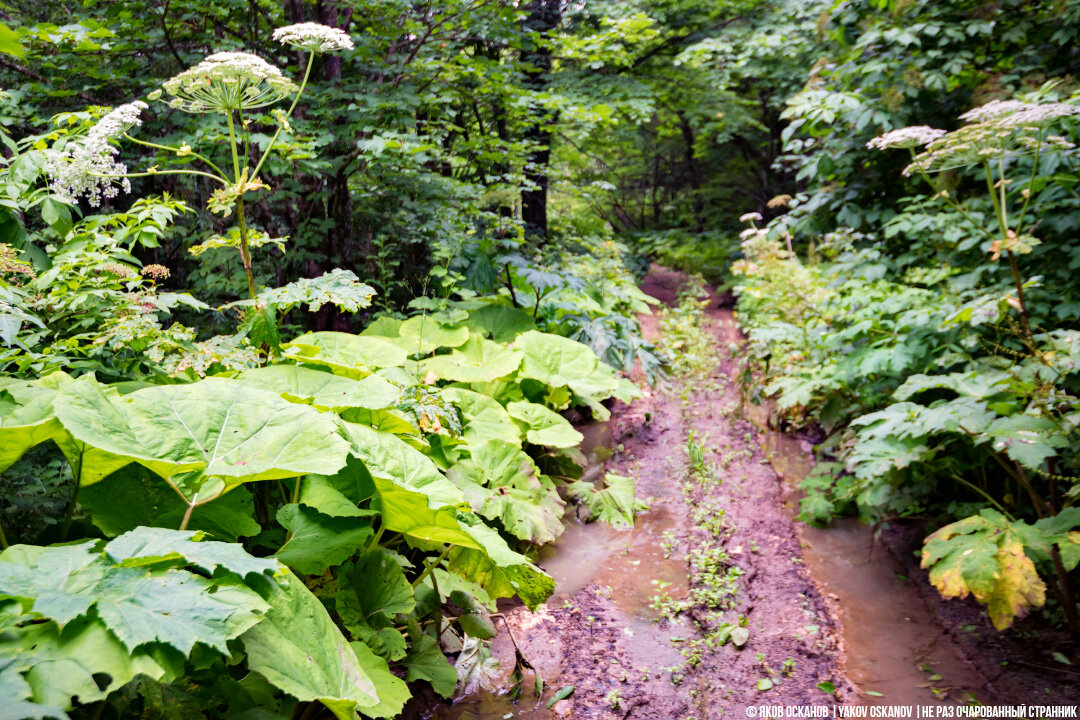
xmin=520 ymin=0 xmax=561 ymax=244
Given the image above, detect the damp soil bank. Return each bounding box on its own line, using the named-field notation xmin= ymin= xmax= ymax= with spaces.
xmin=408 ymin=266 xmax=1076 ymax=719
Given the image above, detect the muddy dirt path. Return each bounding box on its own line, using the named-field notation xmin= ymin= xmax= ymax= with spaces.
xmin=416 ymin=266 xmax=858 ymax=719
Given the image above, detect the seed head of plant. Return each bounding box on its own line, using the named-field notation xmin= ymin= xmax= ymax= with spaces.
xmin=47 ymin=101 xmax=148 ymax=206
xmin=866 ymin=125 xmax=946 ymax=151
xmin=162 ymin=52 xmax=298 ymax=114
xmin=273 ymin=23 xmax=355 ymax=53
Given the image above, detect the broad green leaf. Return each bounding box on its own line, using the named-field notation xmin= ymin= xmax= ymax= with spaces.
xmin=448 ymin=439 xmax=564 ymax=543
xmin=79 ymin=466 xmax=261 ymax=541
xmin=348 ymin=642 xmax=410 ymax=719
xmin=391 ymin=316 xmax=470 ymax=356
xmin=417 ymin=334 xmax=523 ymax=383
xmin=0 ymin=377 xmax=64 ymax=474
xmin=464 ymin=304 xmax=536 ymax=342
xmin=339 ymin=421 xmax=464 ymax=509
xmin=0 ymin=535 xmax=267 ymax=655
xmin=506 ymin=400 xmax=584 ymax=448
xmin=566 ymin=474 xmax=648 ymax=530
xmin=236 ymin=364 xmax=401 ymax=411
xmin=921 ymin=510 xmax=1046 ymax=629
xmin=286 ymin=332 xmax=408 ymax=377
xmin=979 ymin=415 xmax=1067 ymax=469
xmin=300 ymin=459 xmax=377 ymax=518
xmin=894 ymin=371 xmax=1011 ymax=401
xmin=0 ymin=24 xmax=26 ymax=60
xmin=54 ymin=376 xmax=350 ymax=494
xmin=440 ymin=387 xmax=520 ymax=446
xmin=0 ymin=657 xmax=68 ymax=720
xmin=0 ymin=618 xmax=171 ymax=710
xmin=274 ymin=504 xmax=373 ymax=575
xmin=241 ymin=570 xmax=402 ymax=720
xmin=336 ymin=551 xmax=413 ymax=661
xmin=514 ymin=330 xmax=620 ymax=415
xmin=253 ymin=270 xmax=375 ymax=313
xmin=104 ymin=527 xmax=279 ymax=579
xmin=446 ymin=517 xmax=554 ymax=609
xmin=402 ymin=635 xmax=457 ymax=698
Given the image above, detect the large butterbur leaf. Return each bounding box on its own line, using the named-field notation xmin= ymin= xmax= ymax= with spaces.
xmin=463 ymin=303 xmax=536 ymax=343
xmin=440 ymin=387 xmax=520 ymax=446
xmin=0 ymin=528 xmax=278 ymax=712
xmin=0 ymin=534 xmax=269 ymax=655
xmin=335 ymin=551 xmax=413 ymax=661
xmin=53 ymin=376 xmax=350 ymax=493
xmin=0 ymin=377 xmax=64 ymax=474
xmin=447 ymin=439 xmax=564 ymax=544
xmin=241 ymin=570 xmax=406 ymax=720
xmin=285 ymin=332 xmax=409 ymax=378
xmin=506 ymin=400 xmax=584 ymax=448
xmin=79 ymin=466 xmax=260 ymax=541
xmin=445 ymin=517 xmax=554 ymax=609
xmin=417 ymin=333 xmax=522 ymax=383
xmin=236 ymin=364 xmax=401 ymax=411
xmin=274 ymin=503 xmax=373 ymax=575
xmin=514 ymin=330 xmax=620 ymax=417
xmin=386 ymin=316 xmax=470 ymax=356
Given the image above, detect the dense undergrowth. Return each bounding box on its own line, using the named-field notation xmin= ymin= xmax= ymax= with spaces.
xmin=0 ymin=27 xmax=660 ymax=720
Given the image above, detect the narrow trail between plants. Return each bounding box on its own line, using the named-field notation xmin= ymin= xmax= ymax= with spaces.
xmin=418 ymin=267 xmax=996 ymax=719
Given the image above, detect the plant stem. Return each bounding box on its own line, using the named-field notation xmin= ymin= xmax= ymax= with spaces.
xmin=179 ymin=501 xmax=196 ymax=531
xmin=250 ymin=52 xmax=316 ymax=180
xmin=1050 ymin=545 xmax=1080 ymax=639
xmin=0 ymin=520 xmax=8 ymax=550
xmin=91 ymin=168 xmax=228 ymax=185
xmin=226 ymin=110 xmax=257 ymax=300
xmin=122 ymin=133 xmax=228 ymax=178
xmin=411 ymin=546 xmax=452 ymax=589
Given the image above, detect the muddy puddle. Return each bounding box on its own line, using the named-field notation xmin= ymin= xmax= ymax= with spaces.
xmin=752 ymin=412 xmax=988 ymax=706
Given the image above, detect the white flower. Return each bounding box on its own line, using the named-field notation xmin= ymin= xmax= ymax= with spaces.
xmin=866 ymin=125 xmax=946 ymax=151
xmin=47 ymin=101 xmax=148 ymax=206
xmin=273 ymin=23 xmax=354 ymax=53
xmin=959 ymin=100 xmax=1029 ymax=123
xmin=739 ymin=212 xmax=762 ymax=223
xmin=162 ymin=52 xmax=297 ymax=113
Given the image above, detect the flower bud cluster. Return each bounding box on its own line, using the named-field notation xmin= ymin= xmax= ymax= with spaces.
xmin=163 ymin=52 xmax=298 ymax=113
xmin=47 ymin=101 xmax=148 ymax=206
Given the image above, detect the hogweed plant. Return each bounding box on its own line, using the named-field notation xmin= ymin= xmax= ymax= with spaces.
xmin=868 ymin=98 xmax=1080 ymax=352
xmin=48 ymin=23 xmax=354 ymax=302
xmin=867 ymin=95 xmax=1080 ymax=636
